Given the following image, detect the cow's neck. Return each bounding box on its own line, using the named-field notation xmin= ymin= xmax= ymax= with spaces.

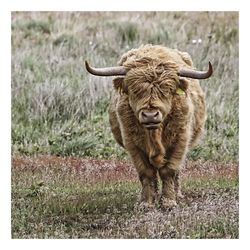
xmin=145 ymin=128 xmax=165 ymax=168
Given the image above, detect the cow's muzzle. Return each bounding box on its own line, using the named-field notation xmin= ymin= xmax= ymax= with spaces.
xmin=139 ymin=110 xmax=163 ymax=129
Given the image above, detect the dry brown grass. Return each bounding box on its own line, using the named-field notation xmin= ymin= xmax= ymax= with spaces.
xmin=12 ymin=155 xmax=237 ymax=183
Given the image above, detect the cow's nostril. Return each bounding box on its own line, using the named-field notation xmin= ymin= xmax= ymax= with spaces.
xmin=154 ymin=111 xmax=159 ymax=118
xmin=142 ymin=111 xmax=148 ymax=118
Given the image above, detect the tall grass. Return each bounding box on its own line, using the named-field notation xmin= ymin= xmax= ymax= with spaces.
xmin=11 ymin=12 xmax=238 ymax=161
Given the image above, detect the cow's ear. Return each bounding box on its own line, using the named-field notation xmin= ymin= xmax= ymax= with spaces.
xmin=178 ymin=78 xmax=188 ymax=92
xmin=113 ymin=77 xmax=128 ymax=94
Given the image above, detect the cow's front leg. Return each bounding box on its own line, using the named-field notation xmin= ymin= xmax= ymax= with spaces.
xmin=174 ymin=172 xmax=184 ymax=199
xmin=159 ymin=138 xmax=188 ymax=209
xmin=159 ymin=167 xmax=178 ymax=209
xmin=129 ymin=148 xmax=158 ymax=210
xmin=139 ymin=168 xmax=158 ymax=209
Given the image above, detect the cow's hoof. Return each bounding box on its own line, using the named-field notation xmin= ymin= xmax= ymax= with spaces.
xmin=137 ymin=201 xmax=155 ymax=212
xmin=161 ymin=198 xmax=177 ymax=210
xmin=176 ymin=191 xmax=184 ymax=199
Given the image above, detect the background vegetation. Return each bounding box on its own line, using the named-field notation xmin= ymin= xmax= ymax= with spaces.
xmin=11 ymin=12 xmax=238 ymax=162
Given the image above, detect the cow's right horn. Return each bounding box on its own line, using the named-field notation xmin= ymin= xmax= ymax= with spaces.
xmin=178 ymin=62 xmax=213 ymax=79
xmin=85 ymin=61 xmax=127 ymax=76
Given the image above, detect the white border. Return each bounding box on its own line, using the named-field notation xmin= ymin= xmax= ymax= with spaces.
xmin=0 ymin=9 xmax=11 ymax=241
xmin=1 ymin=0 xmax=248 ymax=248
xmin=4 ymin=0 xmax=241 ymax=11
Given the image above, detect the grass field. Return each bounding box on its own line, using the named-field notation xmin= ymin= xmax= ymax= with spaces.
xmin=12 ymin=155 xmax=238 ymax=239
xmin=11 ymin=12 xmax=239 ymax=239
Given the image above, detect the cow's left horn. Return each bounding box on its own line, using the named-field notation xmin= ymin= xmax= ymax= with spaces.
xmin=85 ymin=61 xmax=127 ymax=76
xmin=178 ymin=62 xmax=213 ymax=79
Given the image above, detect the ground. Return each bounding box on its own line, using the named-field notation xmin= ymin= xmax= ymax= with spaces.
xmin=12 ymin=155 xmax=238 ymax=239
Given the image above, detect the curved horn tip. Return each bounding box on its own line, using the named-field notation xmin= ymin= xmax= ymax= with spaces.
xmin=85 ymin=60 xmax=96 ymax=75
xmin=209 ymin=61 xmax=213 ymax=71
xmin=85 ymin=60 xmax=90 ymax=70
xmin=208 ymin=61 xmax=213 ymax=77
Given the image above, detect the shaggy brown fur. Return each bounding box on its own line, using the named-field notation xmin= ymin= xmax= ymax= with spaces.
xmin=108 ymin=45 xmax=206 ymax=209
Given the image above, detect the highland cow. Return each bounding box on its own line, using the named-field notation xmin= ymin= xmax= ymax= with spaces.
xmin=85 ymin=45 xmax=212 ymax=210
